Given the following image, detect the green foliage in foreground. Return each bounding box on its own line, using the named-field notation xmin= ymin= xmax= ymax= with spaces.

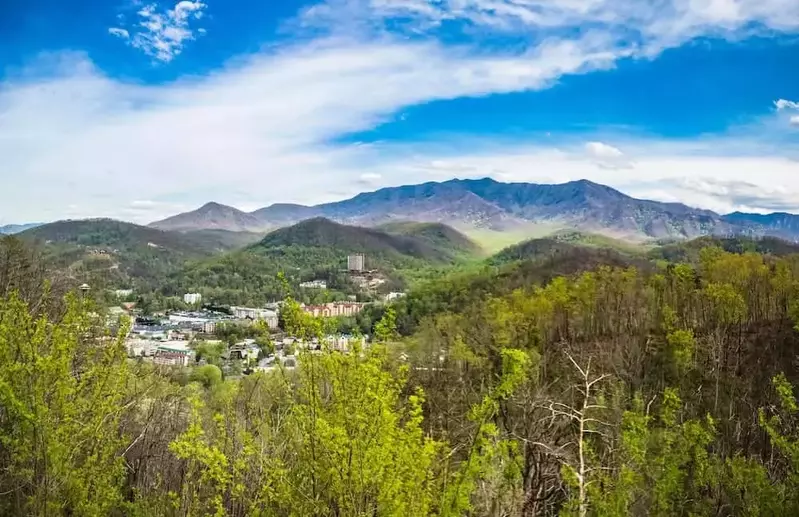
xmin=0 ymin=294 xmax=130 ymax=515
xmin=8 ymin=240 xmax=799 ymax=515
xmin=0 ymin=284 xmax=528 ymax=515
xmin=395 ymin=244 xmax=799 ymax=515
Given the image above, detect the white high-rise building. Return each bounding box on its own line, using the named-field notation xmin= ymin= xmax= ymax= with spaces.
xmin=183 ymin=293 xmax=202 ymax=305
xmin=347 ymin=253 xmax=365 ymax=271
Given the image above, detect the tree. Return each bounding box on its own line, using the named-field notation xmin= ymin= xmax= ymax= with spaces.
xmin=194 ymin=341 xmax=226 ymax=366
xmin=190 ymin=365 xmax=223 ymax=389
xmin=0 ymin=292 xmax=131 ymax=515
xmin=374 ymin=305 xmax=399 ymax=342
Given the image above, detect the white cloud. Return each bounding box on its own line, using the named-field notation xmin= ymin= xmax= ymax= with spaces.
xmin=773 ymin=99 xmax=799 ymax=127
xmin=0 ymin=36 xmax=628 ymax=222
xmin=108 ymin=27 xmax=130 ymax=39
xmin=298 ymin=0 xmax=799 ymax=57
xmin=584 ymin=141 xmax=631 ymax=170
xmin=111 ymin=1 xmax=207 ymax=62
xmin=2 ymin=0 xmax=799 ymax=223
xmin=585 ymin=141 xmax=623 ymax=159
xmin=775 ymin=98 xmax=799 ymax=110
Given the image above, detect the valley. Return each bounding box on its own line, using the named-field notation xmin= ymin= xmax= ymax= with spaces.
xmin=5 ymin=178 xmax=799 ymax=515
xmin=9 ymin=177 xmax=799 ymax=313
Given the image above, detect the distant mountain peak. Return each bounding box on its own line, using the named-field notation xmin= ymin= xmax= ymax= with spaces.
xmin=0 ymin=222 xmax=43 ymax=235
xmin=198 ymin=201 xmax=232 ymax=210
xmin=265 ymin=202 xmax=312 ymax=209
xmin=150 ymin=202 xmax=265 ymax=233
xmin=148 ymin=178 xmax=799 ymax=241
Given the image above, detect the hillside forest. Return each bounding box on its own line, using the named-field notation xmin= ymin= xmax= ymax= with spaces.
xmin=6 ymin=230 xmax=799 ymax=515
xmin=12 ymin=218 xmax=484 ymax=308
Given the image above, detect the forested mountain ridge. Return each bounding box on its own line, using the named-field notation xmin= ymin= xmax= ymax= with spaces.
xmin=378 ymin=221 xmax=484 ymax=259
xmin=149 ymin=177 xmax=799 ymax=241
xmin=316 ymin=177 xmax=726 ymax=238
xmin=253 ymin=217 xmax=478 ymax=264
xmin=652 ymin=235 xmax=799 ymax=263
xmin=163 ymin=218 xmax=482 ymax=306
xmin=7 ymin=216 xmax=478 ymax=305
xmin=722 ymin=211 xmax=799 ymax=239
xmin=20 ymin=218 xmax=230 ymax=252
xmin=15 ymin=219 xmax=244 ymax=289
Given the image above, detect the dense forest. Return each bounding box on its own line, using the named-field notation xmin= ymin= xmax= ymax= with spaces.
xmin=4 ymin=233 xmax=799 ymax=515
xmin=15 ymin=218 xmax=482 ymax=308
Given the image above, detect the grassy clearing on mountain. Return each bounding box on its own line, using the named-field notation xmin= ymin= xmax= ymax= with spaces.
xmin=461 ymin=222 xmax=564 ymax=253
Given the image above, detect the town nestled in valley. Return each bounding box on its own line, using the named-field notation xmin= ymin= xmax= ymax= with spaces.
xmin=5 ymin=144 xmax=799 ymax=515
xmin=6 ymin=177 xmax=799 ymax=376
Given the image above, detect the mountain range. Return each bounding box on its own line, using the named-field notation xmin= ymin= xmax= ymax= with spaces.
xmin=6 ymin=178 xmax=799 ymax=243
xmin=9 ymin=215 xmax=482 ymax=294
xmin=0 ymin=223 xmax=42 ymax=235
xmin=148 ymin=178 xmax=799 ymax=241
xmin=13 ymin=219 xmax=262 ymax=289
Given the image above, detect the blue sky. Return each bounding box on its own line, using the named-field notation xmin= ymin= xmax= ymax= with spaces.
xmin=1 ymin=0 xmax=799 ymax=224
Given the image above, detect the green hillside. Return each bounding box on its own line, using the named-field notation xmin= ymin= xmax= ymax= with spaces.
xmin=489 ymin=237 xmax=582 ymax=266
xmin=17 ymin=219 xmax=242 ymax=290
xmin=378 ymin=221 xmax=484 ymax=259
xmin=652 ymin=235 xmax=799 ymax=263
xmin=255 ymin=217 xmax=457 ymax=263
xmin=396 ymin=236 xmax=647 ymax=334
xmin=183 ymin=229 xmax=266 ymax=250
xmin=548 ymin=229 xmax=648 ymax=254
xmin=488 ymin=229 xmax=646 ymax=266
xmin=165 ymin=218 xmax=480 ymax=306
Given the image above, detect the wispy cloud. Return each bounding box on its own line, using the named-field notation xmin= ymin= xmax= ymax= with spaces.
xmin=584 ymin=141 xmax=632 ymax=170
xmin=298 ymin=0 xmax=799 ymax=56
xmin=109 ymin=1 xmax=207 ymax=62
xmin=108 ymin=27 xmax=130 ymax=39
xmin=773 ymin=99 xmax=799 ymax=127
xmin=586 ymin=142 xmax=623 ymax=158
xmin=775 ymin=98 xmax=799 ymax=111
xmin=654 ymin=176 xmax=799 ymax=213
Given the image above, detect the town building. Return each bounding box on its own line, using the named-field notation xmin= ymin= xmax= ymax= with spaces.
xmin=299 ymin=279 xmax=327 ymax=289
xmin=168 ymin=313 xmax=219 ymax=334
xmin=153 ymin=342 xmax=194 ymax=367
xmin=125 ymin=339 xmax=160 ymax=357
xmin=130 ymin=324 xmax=170 ymax=341
xmin=302 ymin=302 xmax=364 ymax=318
xmin=230 ymin=306 xmax=279 ymax=328
xmin=347 ymin=253 xmax=365 ymax=272
xmin=323 ymin=334 xmax=366 ymax=352
xmin=384 ymin=292 xmax=406 ymax=302
xmin=183 ymin=293 xmax=202 ymax=305
xmin=349 ymin=271 xmax=386 ymax=291
xmin=256 ymin=354 xmax=297 ymax=372
xmin=227 ymin=340 xmax=260 ymax=362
